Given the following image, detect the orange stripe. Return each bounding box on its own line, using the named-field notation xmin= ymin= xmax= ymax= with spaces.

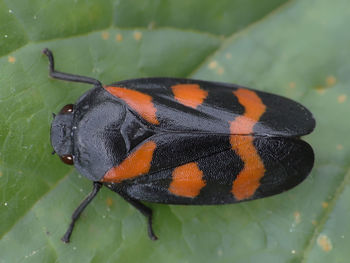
xmin=105 ymin=86 xmax=159 ymax=125
xmin=171 ymin=84 xmax=208 ymax=109
xmin=230 ymin=89 xmax=266 ymax=200
xmin=169 ymin=162 xmax=206 ymax=198
xmin=101 ymin=141 xmax=156 ymax=183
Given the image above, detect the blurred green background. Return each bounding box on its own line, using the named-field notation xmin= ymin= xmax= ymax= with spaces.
xmin=0 ymin=0 xmax=349 ymax=262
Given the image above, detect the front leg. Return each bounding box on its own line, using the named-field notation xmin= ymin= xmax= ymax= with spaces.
xmin=62 ymin=182 xmax=102 ymax=243
xmin=119 ymin=192 xmax=158 ymax=241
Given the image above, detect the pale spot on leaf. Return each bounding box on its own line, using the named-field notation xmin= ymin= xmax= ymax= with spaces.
xmin=217 ymin=67 xmax=224 ymax=75
xmin=133 ymin=31 xmax=142 ymax=41
xmin=148 ymin=21 xmax=155 ymax=29
xmin=294 ymin=211 xmax=301 ymax=224
xmin=326 ymin=75 xmax=336 ymax=86
xmin=102 ymin=31 xmax=109 ymax=40
xmin=316 ymin=87 xmax=326 ymax=94
xmin=217 ymin=249 xmax=223 ymax=256
xmin=208 ymin=61 xmax=218 ymax=69
xmin=317 ymin=234 xmax=332 ymax=252
xmin=336 ymin=144 xmax=343 ymax=150
xmin=8 ymin=56 xmax=15 ymax=63
xmin=337 ymin=94 xmax=347 ymax=103
xmin=116 ymin=33 xmax=123 ymax=42
xmin=106 ymin=197 xmax=113 ymax=207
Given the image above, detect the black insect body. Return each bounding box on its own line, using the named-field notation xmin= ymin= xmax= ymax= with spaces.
xmin=44 ymin=48 xmax=315 ymax=243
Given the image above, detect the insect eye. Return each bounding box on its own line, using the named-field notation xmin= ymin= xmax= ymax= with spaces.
xmin=59 ymin=104 xmax=74 ymax=114
xmin=60 ymin=154 xmax=74 ymax=165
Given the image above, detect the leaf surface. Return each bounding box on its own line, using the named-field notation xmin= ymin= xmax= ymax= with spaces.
xmin=1 ymin=0 xmax=349 ymax=262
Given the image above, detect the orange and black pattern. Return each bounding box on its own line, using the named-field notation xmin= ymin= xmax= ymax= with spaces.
xmin=96 ymin=78 xmax=315 ymax=204
xmin=46 ymin=47 xmax=315 ymax=242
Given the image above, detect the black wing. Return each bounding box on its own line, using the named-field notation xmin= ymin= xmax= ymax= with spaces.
xmin=105 ymin=77 xmax=315 ymax=136
xmin=102 ymin=78 xmax=314 ymax=203
xmin=104 ymin=134 xmax=314 ymax=204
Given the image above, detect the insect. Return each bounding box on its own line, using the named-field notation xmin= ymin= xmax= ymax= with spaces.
xmin=43 ymin=48 xmax=315 ymax=243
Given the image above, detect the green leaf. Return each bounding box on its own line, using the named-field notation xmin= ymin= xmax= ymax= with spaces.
xmin=1 ymin=0 xmax=349 ymax=262
xmin=113 ymin=0 xmax=288 ymax=36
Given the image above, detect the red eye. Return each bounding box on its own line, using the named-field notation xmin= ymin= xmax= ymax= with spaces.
xmin=59 ymin=104 xmax=74 ymax=114
xmin=60 ymin=154 xmax=74 ymax=165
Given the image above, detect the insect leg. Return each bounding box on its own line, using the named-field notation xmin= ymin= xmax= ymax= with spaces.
xmin=119 ymin=193 xmax=158 ymax=241
xmin=42 ymin=48 xmax=102 ymax=86
xmin=61 ymin=182 xmax=103 ymax=243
